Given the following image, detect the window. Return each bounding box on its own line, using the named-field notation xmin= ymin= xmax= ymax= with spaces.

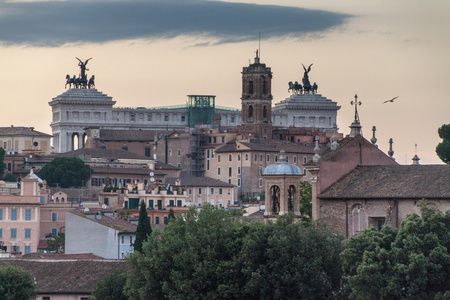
xmin=25 ymin=228 xmax=31 ymax=239
xmin=210 ymin=188 xmax=214 ymax=195
xmin=104 ymin=198 xmax=109 ymax=206
xmin=259 ymin=178 xmax=263 ymax=187
xmin=228 ymin=167 xmax=232 ymax=177
xmin=267 ymin=154 xmax=270 ymax=162
xmin=218 ymin=155 xmax=221 ymax=162
xmin=238 ymin=154 xmax=241 ymax=161
xmin=169 ymin=149 xmax=172 ymax=157
xmin=164 ymin=115 xmax=169 ymax=122
xmin=217 ymin=167 xmax=221 ymax=175
xmin=219 ymin=188 xmax=223 ymax=195
xmin=260 ymin=154 xmax=263 ymax=161
xmin=177 ymin=149 xmax=181 ymax=156
xmin=303 ymin=156 xmax=307 ymax=164
xmin=303 ymin=169 xmax=307 ymax=176
xmin=52 ymin=212 xmax=58 ymax=222
xmin=11 ymin=209 xmax=17 ymax=221
xmin=228 ymin=154 xmax=232 ymax=162
xmin=231 ymin=116 xmax=235 ymax=123
xmin=259 ymin=166 xmax=263 ymax=175
xmin=130 ymin=236 xmax=133 ymax=245
xmin=0 ymin=229 xmax=2 ymax=238
xmin=11 ymin=228 xmax=17 ymax=238
xmin=155 ymin=216 xmax=160 ymax=224
xmin=149 ymin=200 xmax=154 ymax=209
xmin=254 ymin=154 xmax=257 ymax=162
xmin=51 ymin=228 xmax=57 ymax=236
xmin=238 ymin=167 xmax=241 ymax=175
xmin=169 ymin=200 xmax=175 ymax=207
xmin=237 ymin=178 xmax=241 ymax=187
xmin=181 ymin=115 xmax=186 ymax=122
xmin=121 ymin=235 xmax=125 ymax=244
xmin=275 ymin=155 xmax=278 ymax=162
xmin=207 ymin=160 xmax=210 ymax=170
xmin=198 ymin=188 xmax=202 ymax=195
xmin=24 ymin=245 xmax=31 ymax=255
xmin=147 ymin=114 xmax=152 ymax=121
xmin=245 ymin=154 xmax=249 ymax=161
xmin=177 ymin=200 xmax=182 ymax=207
xmin=130 ymin=114 xmax=136 ymax=122
xmin=286 ymin=155 xmax=289 ymax=162
xmin=0 ymin=208 xmax=2 ymax=220
xmin=293 ymin=156 xmax=297 ymax=163
xmin=164 ymin=217 xmax=168 ymax=225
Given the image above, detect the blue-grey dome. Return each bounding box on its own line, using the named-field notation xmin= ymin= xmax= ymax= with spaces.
xmin=263 ymin=150 xmax=302 ymax=176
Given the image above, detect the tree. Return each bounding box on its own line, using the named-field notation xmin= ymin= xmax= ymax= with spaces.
xmin=0 ymin=147 xmax=5 ymax=178
xmin=38 ymin=157 xmax=91 ymax=188
xmin=133 ymin=201 xmax=152 ymax=253
xmin=45 ymin=232 xmax=65 ymax=253
xmin=92 ymin=270 xmax=128 ymax=300
xmin=0 ymin=265 xmax=36 ymax=300
xmin=299 ymin=181 xmax=312 ymax=226
xmin=125 ymin=205 xmax=344 ymax=299
xmin=168 ymin=207 xmax=175 ymax=224
xmin=341 ymin=201 xmax=450 ymax=299
xmin=436 ymin=124 xmax=450 ymax=164
xmin=2 ymin=173 xmax=17 ymax=182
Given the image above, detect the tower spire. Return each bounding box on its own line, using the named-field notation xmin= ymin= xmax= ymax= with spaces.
xmin=349 ymin=94 xmax=362 ymax=137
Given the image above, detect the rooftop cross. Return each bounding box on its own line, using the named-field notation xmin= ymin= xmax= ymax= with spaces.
xmin=351 ymin=94 xmax=362 ymax=123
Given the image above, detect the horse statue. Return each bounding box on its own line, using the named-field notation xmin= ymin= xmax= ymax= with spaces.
xmin=65 ymin=74 xmax=76 ymax=89
xmin=312 ymin=82 xmax=318 ymax=94
xmin=288 ymin=81 xmax=303 ymax=94
xmin=88 ymin=75 xmax=95 ymax=89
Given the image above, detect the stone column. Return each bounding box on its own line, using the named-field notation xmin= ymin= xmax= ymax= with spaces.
xmin=309 ymin=168 xmax=320 ymax=221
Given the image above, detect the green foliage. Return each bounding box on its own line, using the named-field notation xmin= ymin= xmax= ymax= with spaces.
xmin=341 ymin=201 xmax=450 ymax=299
xmin=168 ymin=207 xmax=175 ymax=224
xmin=38 ymin=157 xmax=91 ymax=188
xmin=0 ymin=147 xmax=5 ymax=178
xmin=133 ymin=201 xmax=152 ymax=253
xmin=2 ymin=173 xmax=17 ymax=182
xmin=125 ymin=205 xmax=343 ymax=299
xmin=92 ymin=270 xmax=128 ymax=300
xmin=45 ymin=232 xmax=65 ymax=253
xmin=436 ymin=124 xmax=450 ymax=164
xmin=0 ymin=265 xmax=36 ymax=300
xmin=299 ymin=181 xmax=312 ymax=226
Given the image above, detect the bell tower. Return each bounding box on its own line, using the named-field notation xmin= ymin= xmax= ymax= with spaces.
xmin=241 ymin=50 xmax=273 ymax=140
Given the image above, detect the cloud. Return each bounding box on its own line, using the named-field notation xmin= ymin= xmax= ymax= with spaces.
xmin=0 ymin=0 xmax=351 ymax=46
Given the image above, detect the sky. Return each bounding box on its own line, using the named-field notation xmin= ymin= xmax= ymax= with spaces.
xmin=0 ymin=0 xmax=448 ymax=164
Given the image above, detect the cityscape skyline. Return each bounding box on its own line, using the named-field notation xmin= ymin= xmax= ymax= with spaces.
xmin=0 ymin=0 xmax=448 ymax=164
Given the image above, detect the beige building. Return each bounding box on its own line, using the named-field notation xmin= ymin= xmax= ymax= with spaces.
xmin=206 ymin=139 xmax=314 ymax=201
xmin=0 ymin=126 xmax=52 ymax=156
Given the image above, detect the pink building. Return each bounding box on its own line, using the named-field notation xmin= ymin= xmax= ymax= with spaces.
xmin=0 ymin=171 xmax=42 ymax=256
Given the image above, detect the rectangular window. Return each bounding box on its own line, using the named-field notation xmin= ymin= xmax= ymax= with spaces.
xmin=52 ymin=212 xmax=58 ymax=222
xmin=169 ymin=200 xmax=174 ymax=207
xmin=210 ymin=188 xmax=214 ymax=195
xmin=218 ymin=155 xmax=221 ymax=162
xmin=177 ymin=200 xmax=182 ymax=207
xmin=238 ymin=167 xmax=241 ymax=175
xmin=198 ymin=188 xmax=202 ymax=195
xmin=25 ymin=228 xmax=31 ymax=239
xmin=245 ymin=154 xmax=249 ymax=161
xmin=25 ymin=245 xmax=31 ymax=255
xmin=155 ymin=216 xmax=160 ymax=224
xmin=254 ymin=154 xmax=257 ymax=162
xmin=11 ymin=228 xmax=17 ymax=238
xmin=267 ymin=154 xmax=270 ymax=162
xmin=259 ymin=166 xmax=263 ymax=175
xmin=219 ymin=188 xmax=223 ymax=195
xmin=228 ymin=167 xmax=232 ymax=177
xmin=293 ymin=156 xmax=297 ymax=163
xmin=181 ymin=115 xmax=186 ymax=122
xmin=164 ymin=115 xmax=169 ymax=122
xmin=217 ymin=167 xmax=221 ymax=175
xmin=157 ymin=200 xmax=162 ymax=210
xmin=260 ymin=154 xmax=263 ymax=161
xmin=11 ymin=209 xmax=17 ymax=221
xmin=40 ymin=196 xmax=45 ymax=204
xmin=259 ymin=178 xmax=263 ymax=187
xmin=130 ymin=236 xmax=133 ymax=245
xmin=0 ymin=229 xmax=2 ymax=238
xmin=25 ymin=209 xmax=32 ymax=221
xmin=147 ymin=114 xmax=152 ymax=121
xmin=164 ymin=217 xmax=168 ymax=225
xmin=238 ymin=154 xmax=241 ymax=161
xmin=51 ymin=228 xmax=57 ymax=236
xmin=237 ymin=178 xmax=241 ymax=187
xmin=0 ymin=208 xmax=2 ymax=220
xmin=122 ymin=235 xmax=124 ymax=244
xmin=149 ymin=200 xmax=154 ymax=209
xmin=303 ymin=156 xmax=307 ymax=164
xmin=228 ymin=154 xmax=232 ymax=162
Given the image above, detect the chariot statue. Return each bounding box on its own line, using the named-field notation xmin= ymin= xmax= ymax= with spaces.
xmin=64 ymin=57 xmax=95 ymax=89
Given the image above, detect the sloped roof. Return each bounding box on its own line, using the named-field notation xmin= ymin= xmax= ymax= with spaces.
xmin=23 ymin=253 xmax=103 ymax=260
xmin=215 ymin=140 xmax=315 ymax=154
xmin=0 ymin=259 xmax=128 ymax=295
xmin=320 ymin=165 xmax=450 ymax=199
xmin=70 ymin=210 xmax=137 ymax=233
xmin=0 ymin=126 xmax=52 ymax=137
xmin=57 ymin=148 xmax=151 ymax=160
xmin=166 ymin=176 xmax=235 ymax=188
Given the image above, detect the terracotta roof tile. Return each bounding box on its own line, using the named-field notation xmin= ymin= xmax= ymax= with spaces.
xmin=0 ymin=259 xmax=128 ymax=294
xmin=320 ymin=165 xmax=450 ymax=199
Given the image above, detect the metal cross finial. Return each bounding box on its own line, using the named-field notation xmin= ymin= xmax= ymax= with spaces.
xmin=350 ymin=94 xmax=362 ymax=123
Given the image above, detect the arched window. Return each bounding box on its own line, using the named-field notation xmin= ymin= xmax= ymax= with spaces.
xmin=248 ymin=105 xmax=253 ymax=119
xmin=263 ymin=105 xmax=267 ymax=119
xmin=249 ymin=81 xmax=254 ymax=94
xmin=263 ymin=80 xmax=267 ymax=94
xmin=287 ymin=185 xmax=296 ymax=212
xmin=270 ymin=185 xmax=281 ymax=214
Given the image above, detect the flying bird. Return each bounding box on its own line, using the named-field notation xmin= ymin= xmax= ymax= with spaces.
xmin=383 ymin=96 xmax=398 ymax=104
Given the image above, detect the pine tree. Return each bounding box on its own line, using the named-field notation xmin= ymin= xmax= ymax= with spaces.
xmin=168 ymin=207 xmax=175 ymax=224
xmin=133 ymin=201 xmax=152 ymax=253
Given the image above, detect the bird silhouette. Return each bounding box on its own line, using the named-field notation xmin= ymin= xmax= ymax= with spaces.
xmin=383 ymin=96 xmax=398 ymax=104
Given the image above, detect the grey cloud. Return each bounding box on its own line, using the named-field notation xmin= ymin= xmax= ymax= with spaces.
xmin=0 ymin=0 xmax=351 ymax=46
